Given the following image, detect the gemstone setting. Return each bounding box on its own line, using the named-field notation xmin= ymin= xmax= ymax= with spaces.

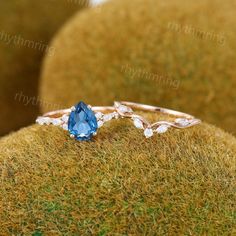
xmin=144 ymin=128 xmax=153 ymax=138
xmin=68 ymin=101 xmax=98 ymax=141
xmin=117 ymin=104 xmax=133 ymax=114
xmin=175 ymin=118 xmax=190 ymax=127
xmin=156 ymin=125 xmax=169 ymax=134
xmin=133 ymin=118 xmax=144 ymax=129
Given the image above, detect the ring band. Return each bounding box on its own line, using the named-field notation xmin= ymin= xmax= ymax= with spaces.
xmin=36 ymin=101 xmax=201 ymax=140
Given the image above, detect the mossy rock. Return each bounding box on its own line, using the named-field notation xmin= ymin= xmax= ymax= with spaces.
xmin=40 ymin=0 xmax=236 ymax=136
xmin=0 ymin=0 xmax=88 ymax=136
xmin=0 ymin=114 xmax=236 ymax=234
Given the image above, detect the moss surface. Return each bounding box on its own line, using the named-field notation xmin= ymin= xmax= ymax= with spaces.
xmin=0 ymin=113 xmax=236 ymax=235
xmin=41 ymin=0 xmax=236 ymax=135
xmin=0 ymin=0 xmax=88 ymax=136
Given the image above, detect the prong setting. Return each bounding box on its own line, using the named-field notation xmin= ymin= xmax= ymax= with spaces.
xmin=71 ymin=106 xmax=76 ymax=112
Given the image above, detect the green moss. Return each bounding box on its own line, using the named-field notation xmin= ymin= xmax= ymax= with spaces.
xmin=41 ymin=0 xmax=236 ymax=135
xmin=0 ymin=0 xmax=88 ymax=135
xmin=0 ymin=114 xmax=235 ymax=234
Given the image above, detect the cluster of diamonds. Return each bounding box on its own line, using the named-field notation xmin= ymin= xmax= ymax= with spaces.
xmin=36 ymin=114 xmax=69 ymax=131
xmin=95 ymin=111 xmax=119 ymax=128
xmin=36 ymin=110 xmax=120 ymax=131
xmin=133 ymin=117 xmax=170 ymax=138
xmin=132 ymin=117 xmax=195 ymax=138
xmin=114 ymin=104 xmax=196 ymax=138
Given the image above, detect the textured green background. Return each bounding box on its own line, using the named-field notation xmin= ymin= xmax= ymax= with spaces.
xmin=0 ymin=117 xmax=236 ymax=235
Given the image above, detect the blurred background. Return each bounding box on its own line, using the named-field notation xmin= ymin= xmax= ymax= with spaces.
xmin=0 ymin=0 xmax=235 ymax=137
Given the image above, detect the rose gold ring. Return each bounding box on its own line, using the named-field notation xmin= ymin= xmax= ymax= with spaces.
xmin=36 ymin=101 xmax=201 ymax=140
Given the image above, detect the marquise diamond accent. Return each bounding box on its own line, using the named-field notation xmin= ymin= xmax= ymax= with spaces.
xmin=156 ymin=125 xmax=169 ymax=134
xmin=103 ymin=114 xmax=114 ymax=122
xmin=133 ymin=118 xmax=144 ymax=129
xmin=117 ymin=105 xmax=133 ymax=114
xmin=175 ymin=118 xmax=190 ymax=127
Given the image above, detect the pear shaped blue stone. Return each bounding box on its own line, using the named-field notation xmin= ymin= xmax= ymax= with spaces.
xmin=68 ymin=101 xmax=98 ymax=141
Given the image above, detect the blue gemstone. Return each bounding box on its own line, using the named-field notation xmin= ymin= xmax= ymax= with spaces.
xmin=68 ymin=101 xmax=98 ymax=141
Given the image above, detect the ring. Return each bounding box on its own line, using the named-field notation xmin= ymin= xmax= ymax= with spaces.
xmin=36 ymin=101 xmax=201 ymax=141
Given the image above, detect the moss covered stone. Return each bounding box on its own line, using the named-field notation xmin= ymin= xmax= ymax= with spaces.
xmin=0 ymin=0 xmax=88 ymax=135
xmin=0 ymin=114 xmax=235 ymax=234
xmin=40 ymin=0 xmax=236 ymax=135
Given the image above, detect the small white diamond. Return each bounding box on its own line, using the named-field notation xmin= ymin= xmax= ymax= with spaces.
xmin=36 ymin=119 xmax=43 ymax=125
xmin=117 ymin=105 xmax=133 ymax=114
xmin=156 ymin=125 xmax=169 ymax=134
xmin=113 ymin=112 xmax=119 ymax=119
xmin=97 ymin=120 xmax=104 ymax=128
xmin=36 ymin=117 xmax=50 ymax=125
xmin=62 ymin=115 xmax=69 ymax=122
xmin=62 ymin=123 xmax=68 ymax=130
xmin=52 ymin=119 xmax=62 ymax=126
xmin=95 ymin=112 xmax=103 ymax=120
xmin=103 ymin=114 xmax=113 ymax=122
xmin=133 ymin=118 xmax=144 ymax=129
xmin=144 ymin=128 xmax=153 ymax=138
xmin=175 ymin=118 xmax=190 ymax=126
